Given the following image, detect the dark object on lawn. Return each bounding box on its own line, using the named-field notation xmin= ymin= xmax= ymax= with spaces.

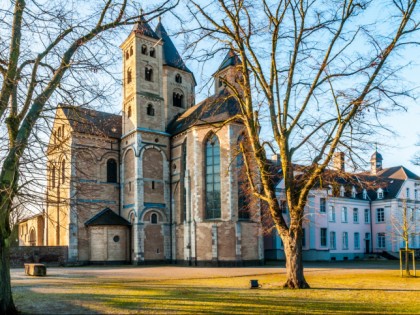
xmin=250 ymin=279 xmax=260 ymax=289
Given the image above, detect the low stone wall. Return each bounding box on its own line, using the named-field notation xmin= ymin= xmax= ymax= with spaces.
xmin=10 ymin=246 xmax=68 ymax=267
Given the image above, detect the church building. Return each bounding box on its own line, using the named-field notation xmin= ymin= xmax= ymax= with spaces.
xmin=43 ymin=17 xmax=264 ymax=265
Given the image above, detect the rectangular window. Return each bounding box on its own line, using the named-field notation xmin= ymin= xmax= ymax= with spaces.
xmin=364 ymin=209 xmax=370 ymax=223
xmin=320 ymin=228 xmax=327 ymax=247
xmin=377 ymin=233 xmax=386 ymax=248
xmin=353 ymin=208 xmax=359 ymax=223
xmin=302 ymin=228 xmax=306 ymax=247
xmin=342 ymin=232 xmax=348 ymax=250
xmin=415 ymin=190 xmax=418 ymax=200
xmin=320 ymin=198 xmax=326 ymax=213
xmin=376 ymin=208 xmax=385 ymax=223
xmin=328 ymin=206 xmax=335 ymax=222
xmin=406 ymin=188 xmax=410 ymax=199
xmin=341 ymin=207 xmax=348 ymax=223
xmin=354 ymin=232 xmax=360 ymax=249
xmin=330 ymin=231 xmax=336 ymax=250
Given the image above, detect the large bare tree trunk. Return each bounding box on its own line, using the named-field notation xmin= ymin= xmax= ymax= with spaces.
xmin=0 ymin=204 xmax=17 ymax=315
xmin=282 ymin=229 xmax=309 ymax=289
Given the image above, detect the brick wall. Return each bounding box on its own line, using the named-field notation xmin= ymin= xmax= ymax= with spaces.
xmin=10 ymin=246 xmax=68 ymax=267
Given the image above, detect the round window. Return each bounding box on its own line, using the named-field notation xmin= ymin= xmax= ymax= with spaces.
xmin=113 ymin=235 xmax=120 ymax=242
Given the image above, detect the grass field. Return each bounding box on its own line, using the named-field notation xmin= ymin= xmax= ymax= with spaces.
xmin=11 ymin=261 xmax=420 ymax=314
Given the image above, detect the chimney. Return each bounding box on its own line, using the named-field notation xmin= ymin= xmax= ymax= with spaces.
xmin=333 ymin=152 xmax=345 ymax=172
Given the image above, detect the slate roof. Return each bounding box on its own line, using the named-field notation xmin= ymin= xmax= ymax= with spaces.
xmin=85 ymin=208 xmax=131 ymax=226
xmin=272 ymin=160 xmax=420 ymax=201
xmin=167 ymin=90 xmax=241 ymax=135
xmin=61 ymin=106 xmax=122 ymax=139
xmin=132 ymin=15 xmax=160 ymax=40
xmin=217 ymin=49 xmax=242 ymax=72
xmin=155 ymin=21 xmax=194 ymax=77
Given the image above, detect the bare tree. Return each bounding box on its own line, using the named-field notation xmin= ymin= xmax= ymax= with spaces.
xmin=184 ymin=0 xmax=419 ymax=288
xmin=0 ymin=1 xmax=178 ymax=313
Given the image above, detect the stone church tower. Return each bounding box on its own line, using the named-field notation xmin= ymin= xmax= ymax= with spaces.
xmin=43 ymin=17 xmax=263 ymax=266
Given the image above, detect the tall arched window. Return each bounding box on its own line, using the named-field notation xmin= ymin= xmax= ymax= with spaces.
xmin=173 ymin=91 xmax=184 ymax=108
xmin=29 ymin=228 xmax=36 ymax=246
xmin=237 ymin=134 xmax=250 ymax=219
xmin=147 ymin=104 xmax=155 ymax=116
xmin=127 ymin=68 xmax=132 ymax=84
xmin=145 ymin=66 xmax=153 ymax=81
xmin=130 ymin=46 xmax=133 ymax=56
xmin=205 ymin=134 xmax=221 ymax=219
xmin=51 ymin=165 xmax=56 ymax=188
xmin=175 ymin=74 xmax=182 ymax=83
xmin=61 ymin=159 xmax=65 ymax=184
xmin=127 ymin=106 xmax=132 ymax=118
xmin=107 ymin=159 xmax=118 ymax=183
xmin=125 ymin=51 xmax=129 ymax=60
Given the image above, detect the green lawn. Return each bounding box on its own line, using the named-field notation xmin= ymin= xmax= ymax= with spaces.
xmin=11 ymin=262 xmax=420 ymax=314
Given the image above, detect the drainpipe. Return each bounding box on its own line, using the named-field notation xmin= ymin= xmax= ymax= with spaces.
xmin=169 ymin=142 xmax=173 ymax=263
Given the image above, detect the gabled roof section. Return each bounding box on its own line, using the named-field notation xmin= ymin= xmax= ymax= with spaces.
xmin=85 ymin=208 xmax=131 ymax=226
xmin=376 ymin=165 xmax=420 ymax=180
xmin=167 ymin=90 xmax=241 ymax=135
xmin=155 ymin=21 xmax=193 ymax=75
xmin=133 ymin=15 xmax=160 ymax=40
xmin=61 ymin=106 xmax=122 ymax=138
xmin=217 ymin=49 xmax=242 ymax=72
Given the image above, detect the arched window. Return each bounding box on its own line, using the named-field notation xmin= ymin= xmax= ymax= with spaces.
xmin=151 ymin=213 xmax=158 ymax=224
xmin=127 ymin=106 xmax=132 ymax=118
xmin=61 ymin=159 xmax=65 ymax=184
xmin=29 ymin=228 xmax=36 ymax=246
xmin=130 ymin=46 xmax=133 ymax=56
xmin=173 ymin=91 xmax=184 ymax=108
xmin=127 ymin=68 xmax=132 ymax=84
xmin=125 ymin=51 xmax=129 ymax=60
xmin=147 ymin=104 xmax=155 ymax=116
xmin=141 ymin=45 xmax=147 ymax=55
xmin=205 ymin=134 xmax=221 ymax=219
xmin=149 ymin=47 xmax=155 ymax=57
xmin=237 ymin=134 xmax=250 ymax=220
xmin=107 ymin=159 xmax=117 ymax=183
xmin=145 ymin=66 xmax=153 ymax=81
xmin=175 ymin=74 xmax=182 ymax=83
xmin=51 ymin=165 xmax=56 ymax=188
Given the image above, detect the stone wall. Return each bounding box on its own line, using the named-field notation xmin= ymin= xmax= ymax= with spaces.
xmin=10 ymin=246 xmax=68 ymax=267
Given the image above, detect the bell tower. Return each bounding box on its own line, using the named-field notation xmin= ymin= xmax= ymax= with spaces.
xmin=120 ymin=15 xmax=164 ymax=135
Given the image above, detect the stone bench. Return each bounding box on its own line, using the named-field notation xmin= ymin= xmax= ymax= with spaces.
xmin=24 ymin=263 xmax=47 ymax=276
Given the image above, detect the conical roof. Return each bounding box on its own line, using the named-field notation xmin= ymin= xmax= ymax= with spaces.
xmin=155 ymin=21 xmax=192 ymax=74
xmin=217 ymin=49 xmax=241 ymax=72
xmin=133 ymin=15 xmax=160 ymax=40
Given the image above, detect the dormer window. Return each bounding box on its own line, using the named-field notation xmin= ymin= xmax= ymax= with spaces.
xmin=175 ymin=74 xmax=182 ymax=83
xmin=377 ymin=188 xmax=384 ymax=199
xmin=351 ymin=186 xmax=357 ymax=198
xmin=363 ymin=189 xmax=367 ymax=200
xmin=141 ymin=45 xmax=148 ymax=55
xmin=150 ymin=47 xmax=155 ymax=58
xmin=340 ymin=185 xmax=345 ymax=197
xmin=328 ymin=185 xmax=333 ymax=196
